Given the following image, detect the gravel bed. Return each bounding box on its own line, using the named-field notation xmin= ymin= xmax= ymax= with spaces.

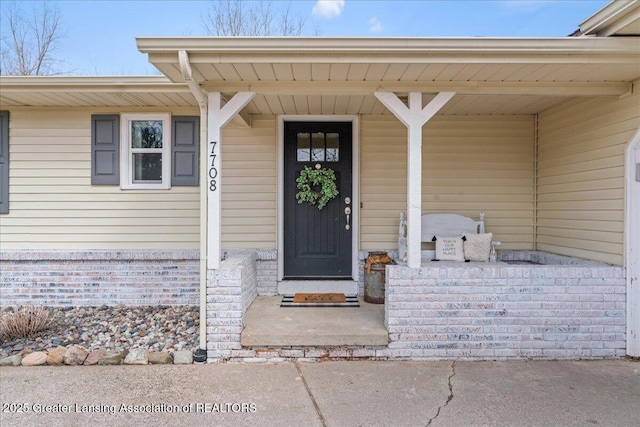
xmin=0 ymin=305 xmax=200 ymax=357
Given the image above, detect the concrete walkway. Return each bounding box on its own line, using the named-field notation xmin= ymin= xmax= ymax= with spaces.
xmin=1 ymin=360 xmax=638 ymax=426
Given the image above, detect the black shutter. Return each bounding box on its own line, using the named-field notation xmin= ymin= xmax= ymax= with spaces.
xmin=0 ymin=111 xmax=9 ymax=214
xmin=172 ymin=116 xmax=199 ymax=186
xmin=91 ymin=114 xmax=120 ymax=185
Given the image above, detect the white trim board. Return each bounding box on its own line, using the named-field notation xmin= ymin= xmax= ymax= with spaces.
xmin=625 ymin=127 xmax=640 ymax=357
xmin=277 ymin=115 xmax=360 ymax=288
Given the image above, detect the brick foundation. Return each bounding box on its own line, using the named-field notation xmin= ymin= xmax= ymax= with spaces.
xmin=0 ymin=250 xmax=200 ymax=306
xmin=1 ymin=249 xmax=628 ymax=361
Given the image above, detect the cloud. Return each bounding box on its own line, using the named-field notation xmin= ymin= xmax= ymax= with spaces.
xmin=369 ymin=17 xmax=382 ymax=33
xmin=312 ymin=0 xmax=345 ymax=19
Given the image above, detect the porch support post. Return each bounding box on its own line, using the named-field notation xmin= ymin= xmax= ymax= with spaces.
xmin=207 ymin=91 xmax=255 ymax=270
xmin=375 ymin=91 xmax=455 ymax=268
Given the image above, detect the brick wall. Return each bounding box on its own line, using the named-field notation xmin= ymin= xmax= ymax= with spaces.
xmin=0 ymin=250 xmax=199 ymax=306
xmin=385 ymin=261 xmax=626 ymax=360
xmin=206 ymin=251 xmax=258 ymax=363
xmin=255 ymin=250 xmax=278 ymax=296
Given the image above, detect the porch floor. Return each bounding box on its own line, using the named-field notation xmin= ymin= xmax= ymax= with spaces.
xmin=240 ymin=296 xmax=388 ymax=347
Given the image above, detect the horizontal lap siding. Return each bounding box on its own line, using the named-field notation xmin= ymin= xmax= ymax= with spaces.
xmin=4 ymin=111 xmax=539 ymax=253
xmin=221 ymin=116 xmax=276 ymax=249
xmin=360 ymin=116 xmax=408 ymax=249
xmin=361 ymin=115 xmax=535 ymax=251
xmin=537 ymin=93 xmax=640 ymax=265
xmin=1 ymin=109 xmax=200 ymax=250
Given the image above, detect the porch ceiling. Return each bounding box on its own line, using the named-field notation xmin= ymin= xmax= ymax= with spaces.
xmin=2 ymin=37 xmax=638 ymax=116
xmin=145 ymin=36 xmax=639 ymax=116
xmin=144 ymin=38 xmax=640 ymax=115
xmin=0 ymin=78 xmax=576 ymax=115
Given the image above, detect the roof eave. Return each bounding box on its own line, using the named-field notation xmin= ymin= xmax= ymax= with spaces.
xmin=0 ymin=75 xmax=180 ymax=88
xmin=136 ymin=36 xmax=639 ymax=56
xmin=579 ymin=0 xmax=640 ymax=36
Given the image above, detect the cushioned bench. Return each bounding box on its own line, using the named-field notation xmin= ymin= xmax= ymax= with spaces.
xmin=398 ymin=211 xmax=500 ymax=263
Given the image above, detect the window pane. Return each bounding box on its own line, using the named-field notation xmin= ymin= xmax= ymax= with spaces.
xmin=296 ymin=132 xmax=310 ymax=162
xmin=326 ymin=133 xmax=339 ymax=162
xmin=133 ymin=153 xmax=162 ymax=182
xmin=311 ymin=132 xmax=325 ymax=161
xmin=131 ymin=120 xmax=163 ymax=149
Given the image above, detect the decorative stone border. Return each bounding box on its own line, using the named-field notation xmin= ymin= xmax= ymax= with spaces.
xmin=0 ymin=345 xmax=197 ymax=367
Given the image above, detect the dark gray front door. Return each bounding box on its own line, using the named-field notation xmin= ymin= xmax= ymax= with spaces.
xmin=283 ymin=121 xmax=352 ymax=279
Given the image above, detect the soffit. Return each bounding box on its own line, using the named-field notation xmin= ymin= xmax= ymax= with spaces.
xmin=0 ymin=76 xmax=197 ymax=108
xmin=141 ymin=36 xmax=638 ymax=116
xmin=2 ymin=37 xmax=639 ymax=116
xmin=0 ymin=78 xmax=576 ymax=115
xmin=138 ymin=37 xmax=640 ymax=89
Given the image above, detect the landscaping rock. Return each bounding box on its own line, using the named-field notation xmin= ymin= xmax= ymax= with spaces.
xmin=84 ymin=350 xmax=105 ymax=366
xmin=98 ymin=350 xmax=124 ymax=365
xmin=0 ymin=354 xmax=23 ymax=367
xmin=172 ymin=350 xmax=193 ymax=365
xmin=46 ymin=347 xmax=67 ymax=365
xmin=148 ymin=351 xmax=173 ymax=365
xmin=0 ymin=305 xmax=199 ymax=358
xmin=124 ymin=348 xmax=148 ymax=365
xmin=22 ymin=351 xmax=48 ymax=366
xmin=64 ymin=345 xmax=89 ymax=365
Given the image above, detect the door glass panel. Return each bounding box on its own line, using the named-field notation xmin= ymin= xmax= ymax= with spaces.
xmin=296 ymin=132 xmax=310 ymax=162
xmin=311 ymin=132 xmax=325 ymax=161
xmin=326 ymin=133 xmax=339 ymax=162
xmin=133 ymin=153 xmax=162 ymax=182
xmin=131 ymin=120 xmax=163 ymax=148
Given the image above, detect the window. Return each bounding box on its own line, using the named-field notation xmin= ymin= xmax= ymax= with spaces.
xmin=120 ymin=114 xmax=171 ymax=189
xmin=296 ymin=131 xmax=340 ymax=163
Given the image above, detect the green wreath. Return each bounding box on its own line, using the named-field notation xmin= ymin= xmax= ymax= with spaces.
xmin=295 ymin=166 xmax=339 ymax=210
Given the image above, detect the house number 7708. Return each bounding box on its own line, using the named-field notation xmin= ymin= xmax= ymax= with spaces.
xmin=209 ymin=141 xmax=218 ymax=192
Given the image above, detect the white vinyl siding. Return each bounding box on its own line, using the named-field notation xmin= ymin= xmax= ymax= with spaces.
xmin=361 ymin=115 xmax=535 ymax=251
xmin=1 ymin=108 xmax=199 ymax=250
xmin=536 ymin=92 xmax=640 ymax=265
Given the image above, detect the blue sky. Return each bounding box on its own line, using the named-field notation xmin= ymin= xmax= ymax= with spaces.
xmin=2 ymin=0 xmax=611 ymax=75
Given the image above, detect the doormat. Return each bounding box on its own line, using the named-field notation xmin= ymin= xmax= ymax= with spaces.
xmin=281 ymin=293 xmax=360 ymax=307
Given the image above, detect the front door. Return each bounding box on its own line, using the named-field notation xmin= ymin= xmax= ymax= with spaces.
xmin=283 ymin=121 xmax=352 ymax=279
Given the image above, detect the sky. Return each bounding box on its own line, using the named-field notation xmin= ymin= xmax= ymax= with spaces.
xmin=1 ymin=0 xmax=612 ymax=76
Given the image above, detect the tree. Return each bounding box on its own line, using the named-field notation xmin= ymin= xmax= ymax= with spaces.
xmin=203 ymin=0 xmax=305 ymax=36
xmin=0 ymin=1 xmax=64 ymax=76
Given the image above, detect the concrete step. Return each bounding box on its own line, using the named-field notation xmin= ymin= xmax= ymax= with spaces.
xmin=241 ymin=296 xmax=388 ymax=347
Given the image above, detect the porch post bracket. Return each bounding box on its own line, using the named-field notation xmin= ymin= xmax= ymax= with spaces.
xmin=207 ymin=91 xmax=256 ymax=271
xmin=374 ymin=91 xmax=455 ymax=268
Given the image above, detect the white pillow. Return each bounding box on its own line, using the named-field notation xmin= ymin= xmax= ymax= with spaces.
xmin=435 ymin=236 xmax=465 ymax=261
xmin=463 ymin=233 xmax=493 ymax=262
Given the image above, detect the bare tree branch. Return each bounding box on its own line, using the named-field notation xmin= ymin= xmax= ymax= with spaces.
xmin=278 ymin=3 xmax=304 ymax=37
xmin=203 ymin=0 xmax=305 ymax=36
xmin=1 ymin=1 xmax=65 ymax=76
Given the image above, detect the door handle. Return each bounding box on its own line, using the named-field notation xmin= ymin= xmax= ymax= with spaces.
xmin=345 ymin=207 xmax=351 ymax=230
